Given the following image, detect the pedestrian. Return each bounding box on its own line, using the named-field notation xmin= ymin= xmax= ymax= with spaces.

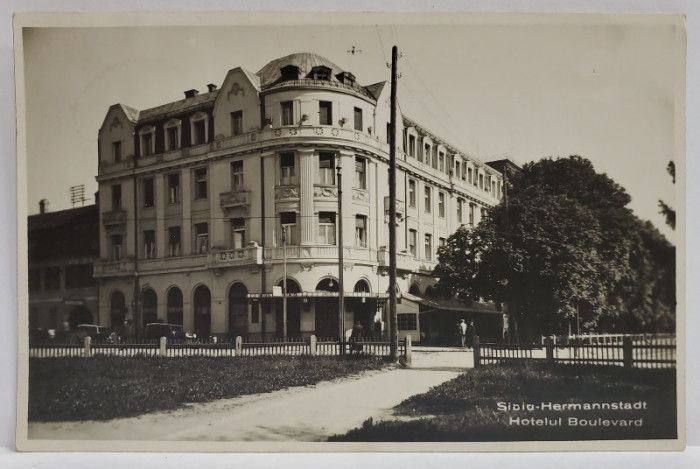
xmin=459 ymin=319 xmax=467 ymax=347
xmin=350 ymin=320 xmax=364 ymax=354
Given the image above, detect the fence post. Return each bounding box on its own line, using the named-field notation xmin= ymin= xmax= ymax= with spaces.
xmin=83 ymin=336 xmax=91 ymax=357
xmin=309 ymin=335 xmax=317 ymax=356
xmin=545 ymin=337 xmax=554 ymax=364
xmin=405 ymin=335 xmax=412 ymax=367
xmin=623 ymin=337 xmax=633 ymax=368
xmin=473 ymin=335 xmax=480 ymax=368
xmin=159 ymin=336 xmax=167 ymax=357
xmin=235 ymin=336 xmax=243 ymax=356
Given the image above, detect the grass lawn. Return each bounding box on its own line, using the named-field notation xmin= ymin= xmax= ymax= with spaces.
xmin=330 ymin=362 xmax=677 ymax=441
xmin=29 ymin=355 xmax=389 ymax=422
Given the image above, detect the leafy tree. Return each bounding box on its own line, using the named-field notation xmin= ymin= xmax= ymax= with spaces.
xmin=434 ymin=156 xmax=675 ymax=340
xmin=658 ymin=160 xmax=676 ymax=229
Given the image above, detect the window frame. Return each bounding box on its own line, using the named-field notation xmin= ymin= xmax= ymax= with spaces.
xmin=231 ymin=160 xmax=244 ymax=191
xmin=279 ymin=153 xmax=296 ymax=185
xmin=355 ymin=215 xmax=368 ymax=248
xmin=194 ymin=167 xmax=208 ymax=200
xmin=167 ymin=226 xmax=181 ymax=257
xmin=319 ymin=101 xmax=333 ymax=126
xmin=354 ymin=156 xmax=367 ymax=190
xmin=194 ymin=223 xmax=209 ymax=254
xmin=112 ymin=140 xmax=122 ymax=163
xmin=167 ymin=173 xmax=181 ymax=204
xmin=408 ymin=229 xmax=417 ymax=257
xmin=438 ymin=191 xmax=446 ymax=218
xmin=143 ymin=230 xmax=156 ymax=260
xmin=190 ymin=112 xmax=209 ymax=146
xmin=353 ymin=107 xmax=363 ymax=131
xmin=318 ymin=152 xmax=336 ymax=185
xmin=424 ymin=233 xmax=433 ymax=261
xmin=281 ymin=101 xmax=294 ymax=126
xmin=143 ymin=177 xmax=155 ymax=208
xmin=231 ymin=218 xmax=246 ymax=249
xmin=408 ymin=179 xmax=416 ymax=208
xmin=111 ymin=184 xmax=122 ymax=211
xmin=318 ymin=212 xmax=336 ymax=245
xmin=231 ymin=110 xmax=243 ymax=136
xmin=139 ymin=126 xmax=155 ymax=157
xmin=164 ymin=119 xmax=182 ymax=152
xmin=424 ymin=186 xmax=432 ymax=214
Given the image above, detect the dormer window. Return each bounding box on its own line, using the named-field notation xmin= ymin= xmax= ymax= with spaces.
xmin=139 ymin=126 xmax=156 ymax=157
xmin=309 ymin=66 xmax=331 ymax=81
xmin=336 ymin=71 xmax=356 ymax=85
xmin=190 ymin=112 xmax=209 ymax=146
xmin=280 ymin=65 xmax=300 ymax=81
xmin=164 ymin=119 xmax=181 ymax=152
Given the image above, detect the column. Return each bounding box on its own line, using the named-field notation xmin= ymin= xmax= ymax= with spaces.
xmin=298 ymin=148 xmax=316 ymax=245
xmin=155 ymin=173 xmax=166 ymax=258
xmin=181 ymin=169 xmax=191 ymax=255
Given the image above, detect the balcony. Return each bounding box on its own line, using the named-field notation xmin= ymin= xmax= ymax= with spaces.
xmin=264 ymin=245 xmax=375 ymax=263
xmin=220 ymin=189 xmax=251 ymax=214
xmin=93 ymin=259 xmax=135 ymax=278
xmin=138 ymin=254 xmax=208 ymax=273
xmin=101 ymin=209 xmax=127 ymax=227
xmin=209 ymin=245 xmax=263 ymax=268
xmin=377 ymin=248 xmax=415 ymax=272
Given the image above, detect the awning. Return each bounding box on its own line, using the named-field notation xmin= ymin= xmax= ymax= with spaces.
xmin=247 ymin=292 xmax=390 ymax=299
xmin=402 ymin=293 xmax=502 ymax=314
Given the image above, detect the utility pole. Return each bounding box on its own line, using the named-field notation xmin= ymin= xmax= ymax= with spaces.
xmin=282 ymin=226 xmax=288 ymax=341
xmin=337 ymin=163 xmax=345 ymax=353
xmin=132 ymin=155 xmax=141 ymax=338
xmin=389 ymin=45 xmax=399 ymax=362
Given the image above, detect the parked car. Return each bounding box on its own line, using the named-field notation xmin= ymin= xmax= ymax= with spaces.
xmin=144 ymin=323 xmax=187 ymax=341
xmin=73 ymin=324 xmax=114 ymax=343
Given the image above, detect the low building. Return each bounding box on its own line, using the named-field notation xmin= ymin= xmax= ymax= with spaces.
xmin=94 ymin=52 xmax=506 ymax=342
xmin=28 ymin=202 xmax=99 ymax=334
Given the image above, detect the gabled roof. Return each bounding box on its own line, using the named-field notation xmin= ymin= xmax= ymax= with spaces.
xmin=256 ymin=52 xmax=347 ymax=88
xmin=137 ymin=90 xmax=219 ymax=123
xmin=119 ymin=104 xmax=140 ymax=123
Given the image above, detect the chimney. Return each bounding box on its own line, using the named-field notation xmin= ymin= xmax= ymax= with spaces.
xmin=39 ymin=199 xmax=48 ymax=214
xmin=184 ymin=89 xmax=199 ymax=99
xmin=207 ymin=83 xmax=217 ymax=93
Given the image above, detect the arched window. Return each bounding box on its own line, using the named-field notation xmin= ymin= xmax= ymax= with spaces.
xmin=193 ymin=285 xmax=211 ymax=337
xmin=275 ymin=279 xmax=301 ymax=338
xmin=167 ymin=287 xmax=183 ymax=325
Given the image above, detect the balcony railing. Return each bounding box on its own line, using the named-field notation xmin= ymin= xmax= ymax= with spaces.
xmin=210 ymin=245 xmax=263 ymax=267
xmin=93 ymin=259 xmax=135 ymax=277
xmin=101 ymin=209 xmax=127 ymax=227
xmin=264 ymin=245 xmax=375 ymax=263
xmin=220 ymin=189 xmax=251 ymax=212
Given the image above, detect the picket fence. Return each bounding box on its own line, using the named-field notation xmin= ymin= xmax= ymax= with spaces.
xmin=28 ymin=335 xmax=408 ymax=360
xmin=476 ymin=334 xmax=676 ymax=369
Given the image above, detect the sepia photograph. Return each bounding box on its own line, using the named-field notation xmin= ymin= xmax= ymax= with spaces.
xmin=14 ymin=11 xmax=685 ymax=452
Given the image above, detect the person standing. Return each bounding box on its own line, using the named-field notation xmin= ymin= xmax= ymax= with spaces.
xmin=459 ymin=319 xmax=467 ymax=348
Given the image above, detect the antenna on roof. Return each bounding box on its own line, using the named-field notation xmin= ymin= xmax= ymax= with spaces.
xmin=347 ymin=46 xmax=362 ymax=55
xmin=70 ymin=184 xmax=87 ymax=207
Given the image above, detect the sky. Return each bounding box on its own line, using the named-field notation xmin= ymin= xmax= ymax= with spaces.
xmin=21 ymin=15 xmax=683 ymax=242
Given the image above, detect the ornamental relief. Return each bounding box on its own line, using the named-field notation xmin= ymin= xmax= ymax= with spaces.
xmin=275 ymin=186 xmax=299 ymax=200
xmin=314 ymin=186 xmax=338 ymax=198
xmin=352 ymin=188 xmax=370 ymax=203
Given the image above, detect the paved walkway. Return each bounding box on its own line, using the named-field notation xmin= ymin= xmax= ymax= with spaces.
xmin=28 ymin=350 xmax=472 ymax=442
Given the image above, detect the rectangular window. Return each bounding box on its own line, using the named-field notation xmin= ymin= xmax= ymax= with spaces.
xmin=231 ymin=110 xmax=243 ymax=136
xmin=280 ymin=153 xmax=295 ymax=185
xmin=424 ymin=186 xmax=432 ymax=214
xmin=319 ymin=101 xmax=332 ymax=125
xmin=166 ymin=126 xmax=178 ymax=151
xmin=112 ymin=141 xmax=122 ymax=163
xmin=194 ymin=168 xmax=208 ymax=199
xmin=457 ymin=198 xmax=464 ymax=224
xmin=486 ymin=175 xmax=492 ymax=192
xmin=193 ymin=120 xmax=206 ymax=145
xmin=251 ymin=302 xmax=260 ymax=324
xmin=142 ymin=133 xmax=153 ymax=156
xmin=386 ymin=123 xmax=391 ymax=144
xmin=280 ymin=212 xmax=296 ymax=245
xmin=354 ymin=156 xmax=366 ymax=190
xmin=28 ymin=268 xmax=41 ymax=292
xmin=168 ymin=173 xmax=180 ymax=204
xmin=424 ymin=234 xmax=433 ymax=261
xmin=281 ymin=101 xmax=294 ymax=126
xmin=167 ymin=227 xmax=181 ymax=257
xmin=194 ymin=223 xmax=209 ymax=254
xmin=408 ymin=229 xmax=417 ymax=257
xmin=231 ymin=161 xmax=244 ymax=190
xmin=143 ymin=178 xmax=155 ymax=208
xmin=408 ymin=135 xmax=416 ymax=157
xmin=143 ymin=230 xmax=156 ymax=259
xmin=468 ymin=167 xmax=473 ymax=184
xmin=318 ymin=153 xmax=336 ymax=185
xmin=438 ymin=151 xmax=445 ymax=173
xmin=408 ymin=179 xmax=416 ymax=208
xmin=44 ymin=266 xmax=60 ymax=290
xmin=398 ymin=313 xmax=418 ymax=331
xmin=231 ymin=218 xmax=245 ymax=249
xmin=423 ymin=144 xmax=430 ymax=164
xmin=111 ymin=235 xmax=122 ymax=261
xmin=469 ymin=203 xmax=476 ymax=225
xmin=439 ymin=237 xmax=446 ymax=250
xmin=355 ymin=215 xmax=367 ymax=248
xmin=455 ymin=160 xmax=461 ymax=179
xmin=318 ymin=212 xmax=336 ymax=245
xmin=438 ymin=192 xmax=446 ymax=218
xmin=111 ymin=184 xmax=121 ymax=211
xmin=354 ymin=107 xmax=363 ymax=131
xmin=479 ymin=173 xmax=484 ymax=190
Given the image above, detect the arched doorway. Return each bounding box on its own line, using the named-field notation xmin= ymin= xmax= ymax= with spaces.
xmin=352 ymin=280 xmax=374 ymax=340
xmin=315 ymin=278 xmax=339 ymax=340
xmin=142 ymin=289 xmax=158 ymax=326
xmin=68 ymin=306 xmax=93 ymax=329
xmin=409 ymin=284 xmax=421 ymax=296
xmin=228 ymin=282 xmax=248 ymax=338
xmin=275 ymin=279 xmax=301 ymax=339
xmin=193 ymin=285 xmax=211 ymax=338
xmin=110 ymin=291 xmax=126 ymax=329
xmin=167 ymin=287 xmax=183 ymax=325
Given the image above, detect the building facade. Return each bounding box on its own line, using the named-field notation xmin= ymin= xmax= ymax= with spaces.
xmin=28 ymin=203 xmax=100 ymax=334
xmin=94 ymin=52 xmax=505 ymax=341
